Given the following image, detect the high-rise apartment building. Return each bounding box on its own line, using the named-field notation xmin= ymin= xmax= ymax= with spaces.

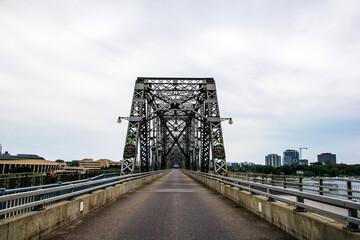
xmin=283 ymin=149 xmax=299 ymax=166
xmin=265 ymin=154 xmax=281 ymax=168
xmin=318 ymin=153 xmax=336 ymax=165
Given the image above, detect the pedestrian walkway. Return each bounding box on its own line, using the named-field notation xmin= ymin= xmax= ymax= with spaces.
xmin=43 ymin=170 xmax=294 ymax=240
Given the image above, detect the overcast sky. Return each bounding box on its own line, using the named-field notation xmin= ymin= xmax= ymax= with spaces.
xmin=0 ymin=0 xmax=359 ymax=164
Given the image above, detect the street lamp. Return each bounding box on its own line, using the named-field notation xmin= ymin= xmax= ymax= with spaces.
xmin=220 ymin=118 xmax=233 ymax=125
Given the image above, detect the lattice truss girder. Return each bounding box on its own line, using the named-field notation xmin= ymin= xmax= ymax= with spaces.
xmin=121 ymin=78 xmax=228 ymax=175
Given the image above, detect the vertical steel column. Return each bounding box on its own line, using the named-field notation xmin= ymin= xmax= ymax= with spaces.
xmin=201 ymin=120 xmax=210 ymax=172
xmin=152 ymin=117 xmax=160 ymax=171
xmin=206 ymin=80 xmax=228 ymax=175
xmin=139 ymin=98 xmax=151 ymax=172
xmin=121 ymin=79 xmax=145 ymax=175
xmin=160 ymin=116 xmax=167 ymax=170
xmin=185 ymin=116 xmax=191 ymax=170
xmin=190 ymin=117 xmax=197 ymax=171
xmin=139 ymin=120 xmax=149 ymax=172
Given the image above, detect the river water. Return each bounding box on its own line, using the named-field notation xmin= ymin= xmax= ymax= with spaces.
xmin=282 ymin=178 xmax=360 ymax=202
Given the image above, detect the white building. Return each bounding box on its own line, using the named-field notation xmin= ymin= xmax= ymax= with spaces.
xmin=265 ymin=154 xmax=281 ymax=168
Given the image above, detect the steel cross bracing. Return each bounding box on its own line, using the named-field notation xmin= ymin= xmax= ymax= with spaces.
xmin=120 ymin=77 xmax=229 ymax=175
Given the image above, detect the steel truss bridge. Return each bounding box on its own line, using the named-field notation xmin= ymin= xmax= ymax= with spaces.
xmin=119 ymin=77 xmax=231 ymax=176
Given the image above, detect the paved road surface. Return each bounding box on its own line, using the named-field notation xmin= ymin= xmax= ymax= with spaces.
xmin=43 ymin=170 xmax=294 ymax=240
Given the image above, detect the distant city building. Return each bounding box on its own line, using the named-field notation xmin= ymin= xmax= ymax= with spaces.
xmin=226 ymin=162 xmax=231 ymax=167
xmin=78 ymin=158 xmax=121 ymax=170
xmin=0 ymin=154 xmax=45 ymax=160
xmin=0 ymin=154 xmax=121 ymax=174
xmin=17 ymin=154 xmax=45 ymax=159
xmin=265 ymin=154 xmax=281 ymax=168
xmin=0 ymin=159 xmax=64 ymax=174
xmin=240 ymin=161 xmax=255 ymax=167
xmin=317 ymin=153 xmax=336 ymax=165
xmin=299 ymin=159 xmax=309 ymax=166
xmin=231 ymin=162 xmax=240 ymax=168
xmin=310 ymin=162 xmax=323 ymax=166
xmin=283 ymin=149 xmax=299 ymax=166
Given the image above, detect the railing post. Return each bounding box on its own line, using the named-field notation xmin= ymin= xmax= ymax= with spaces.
xmin=67 ymin=188 xmax=75 ymax=200
xmin=294 ymin=196 xmax=306 ymax=212
xmin=88 ymin=178 xmax=94 ymax=194
xmin=249 ymin=184 xmax=256 ymax=195
xmin=345 ymin=208 xmax=359 ymax=232
xmin=299 ymin=177 xmax=303 ymax=191
xmin=347 ymin=180 xmax=353 ymax=200
xmin=267 ymin=187 xmax=275 ymax=202
xmin=25 ymin=173 xmax=30 ymax=187
xmin=0 ymin=188 xmax=5 ymax=219
xmin=65 ymin=182 xmax=75 ymax=201
xmin=319 ymin=179 xmax=323 ymax=195
xmin=33 ymin=193 xmax=45 ymax=211
xmin=129 ymin=180 xmax=133 ymax=191
xmin=283 ymin=176 xmax=286 ymax=188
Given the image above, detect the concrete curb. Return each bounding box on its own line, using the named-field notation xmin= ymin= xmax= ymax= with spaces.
xmin=184 ymin=171 xmax=360 ymax=240
xmin=0 ymin=171 xmax=169 ymax=240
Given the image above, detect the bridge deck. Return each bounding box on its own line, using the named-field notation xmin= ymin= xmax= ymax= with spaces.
xmin=43 ymin=170 xmax=294 ymax=240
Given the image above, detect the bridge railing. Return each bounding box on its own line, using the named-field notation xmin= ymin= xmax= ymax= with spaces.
xmin=228 ymin=172 xmax=360 ymax=202
xmin=187 ymin=170 xmax=360 ymax=231
xmin=0 ymin=170 xmax=166 ymax=219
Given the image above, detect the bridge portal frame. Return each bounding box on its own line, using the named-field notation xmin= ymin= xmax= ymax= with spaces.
xmin=120 ymin=77 xmax=229 ymax=175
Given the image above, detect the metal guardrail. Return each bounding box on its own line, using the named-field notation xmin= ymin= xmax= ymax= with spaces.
xmin=0 ymin=170 xmax=166 ymax=219
xmin=229 ymin=172 xmax=360 ymax=202
xmin=229 ymin=172 xmax=360 ymax=183
xmin=187 ymin=170 xmax=360 ymax=231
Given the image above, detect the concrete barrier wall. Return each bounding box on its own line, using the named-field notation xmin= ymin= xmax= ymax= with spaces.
xmin=0 ymin=171 xmax=168 ymax=240
xmin=184 ymin=171 xmax=360 ymax=240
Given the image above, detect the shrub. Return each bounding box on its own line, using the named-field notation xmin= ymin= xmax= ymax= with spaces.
xmin=9 ymin=166 xmax=33 ymax=173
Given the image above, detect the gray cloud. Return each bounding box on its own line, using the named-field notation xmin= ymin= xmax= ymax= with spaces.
xmin=0 ymin=0 xmax=359 ymax=164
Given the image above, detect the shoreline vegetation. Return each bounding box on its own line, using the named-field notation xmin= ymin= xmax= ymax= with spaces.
xmin=228 ymin=163 xmax=360 ymax=178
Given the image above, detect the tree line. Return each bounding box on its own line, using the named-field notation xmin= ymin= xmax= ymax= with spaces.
xmin=228 ymin=163 xmax=360 ymax=177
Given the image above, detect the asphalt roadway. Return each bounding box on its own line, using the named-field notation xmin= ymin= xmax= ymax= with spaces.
xmin=43 ymin=170 xmax=295 ymax=240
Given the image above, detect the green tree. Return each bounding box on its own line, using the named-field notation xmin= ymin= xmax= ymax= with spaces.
xmin=303 ymin=171 xmax=313 ymax=177
xmin=70 ymin=161 xmax=79 ymax=167
xmin=279 ymin=165 xmax=294 ymax=175
xmin=330 ymin=167 xmax=340 ymax=177
xmin=9 ymin=166 xmax=33 ymax=173
xmin=263 ymin=165 xmax=275 ymax=174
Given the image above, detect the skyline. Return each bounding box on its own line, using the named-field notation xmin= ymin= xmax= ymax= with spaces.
xmin=0 ymin=146 xmax=342 ymax=165
xmin=1 ymin=1 xmax=360 ymax=164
